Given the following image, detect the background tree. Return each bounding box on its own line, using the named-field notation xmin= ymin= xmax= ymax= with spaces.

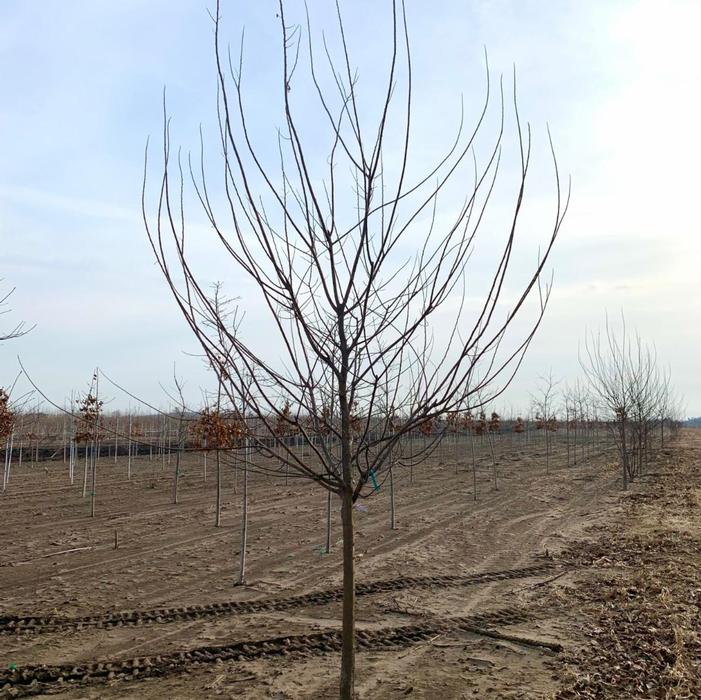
xmin=1 ymin=295 xmax=53 ymax=485
xmin=531 ymin=372 xmax=559 ymax=474
xmin=75 ymin=372 xmax=102 ymax=517
xmin=193 ymin=403 xmax=238 ymax=526
xmin=562 ymin=381 xmax=583 ymax=467
xmin=581 ymin=316 xmax=665 ymax=489
xmin=165 ymin=372 xmax=189 ymax=505
xmin=234 ymin=387 xmax=250 ymax=585
xmin=143 ymin=1 xmax=568 ymax=695
xmin=275 ymin=400 xmax=293 ymax=484
xmin=463 ymin=410 xmax=478 ymax=500
xmin=1 ymin=388 xmax=15 ymax=491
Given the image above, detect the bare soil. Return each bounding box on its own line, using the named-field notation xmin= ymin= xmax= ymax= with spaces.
xmin=1 ymin=431 xmax=697 ymax=699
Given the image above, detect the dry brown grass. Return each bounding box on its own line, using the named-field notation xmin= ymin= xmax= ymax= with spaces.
xmin=553 ymin=431 xmax=701 ymax=699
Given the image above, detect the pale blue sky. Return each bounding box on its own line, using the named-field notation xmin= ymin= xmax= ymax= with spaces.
xmin=1 ymin=1 xmax=699 ymax=415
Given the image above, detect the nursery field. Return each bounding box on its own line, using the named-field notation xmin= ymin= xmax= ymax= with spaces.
xmin=1 ymin=431 xmax=698 ymax=699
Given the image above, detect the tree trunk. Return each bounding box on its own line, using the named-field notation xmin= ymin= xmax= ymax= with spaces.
xmin=238 ymin=442 xmax=248 ymax=584
xmin=470 ymin=433 xmax=477 ymax=501
xmin=161 ymin=416 xmax=167 ymax=471
xmin=2 ymin=437 xmax=9 ymax=492
xmin=340 ymin=485 xmax=355 ymax=700
xmin=215 ymin=449 xmax=222 ymax=527
xmin=488 ymin=433 xmax=498 ymax=490
xmin=620 ymin=418 xmax=629 ymax=490
xmin=90 ymin=440 xmax=97 ymax=517
xmin=389 ymin=464 xmax=396 ymax=530
xmin=127 ymin=415 xmax=133 ymax=480
xmin=69 ymin=439 xmax=75 ymax=484
xmin=173 ymin=448 xmax=180 ymax=504
xmin=325 ymin=489 xmax=332 ymax=553
xmin=90 ymin=374 xmax=99 ymax=517
xmin=7 ymin=433 xmax=13 ymax=487
xmin=82 ymin=445 xmax=89 ymax=497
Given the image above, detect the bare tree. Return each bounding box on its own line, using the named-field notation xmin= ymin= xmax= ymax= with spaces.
xmin=656 ymin=370 xmax=671 ymax=448
xmin=199 ymin=283 xmax=241 ymax=524
xmin=143 ymin=2 xmax=567 ymax=695
xmin=487 ymin=409 xmax=501 ymax=487
xmin=75 ymin=372 xmax=102 ymax=516
xmin=581 ymin=316 xmax=662 ymax=489
xmin=464 ymin=411 xmax=478 ymax=500
xmin=194 ymin=400 xmax=238 ymax=527
xmin=531 ymin=372 xmax=559 ymax=474
xmin=236 ymin=375 xmax=252 ymax=585
xmin=1 ymin=387 xmax=15 ymax=491
xmin=165 ymin=371 xmax=189 ymax=505
xmin=563 ymin=380 xmax=596 ymax=467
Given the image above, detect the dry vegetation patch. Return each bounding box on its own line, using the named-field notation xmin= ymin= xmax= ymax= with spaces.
xmin=552 ymin=435 xmax=701 ymax=699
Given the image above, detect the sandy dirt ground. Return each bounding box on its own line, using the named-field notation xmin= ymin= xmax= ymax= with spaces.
xmin=1 ymin=430 xmax=697 ymax=699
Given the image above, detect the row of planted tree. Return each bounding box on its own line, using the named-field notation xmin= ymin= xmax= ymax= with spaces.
xmin=0 ymin=321 xmax=683 ymax=595
xmin=1 ymin=360 xmax=682 ymax=505
xmin=0 ymin=373 xmax=682 ymax=597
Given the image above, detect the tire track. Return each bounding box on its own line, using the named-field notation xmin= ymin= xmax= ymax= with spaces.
xmin=0 ymin=606 xmax=560 ymax=697
xmin=0 ymin=562 xmax=557 ymax=636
